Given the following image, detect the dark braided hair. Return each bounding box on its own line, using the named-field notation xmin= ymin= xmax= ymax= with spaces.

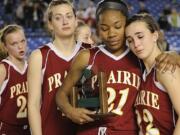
xmin=96 ymin=0 xmax=129 ymax=22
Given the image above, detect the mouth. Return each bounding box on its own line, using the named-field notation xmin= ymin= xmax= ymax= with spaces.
xmin=135 ymin=49 xmax=143 ymax=55
xmin=19 ymin=51 xmax=25 ymax=56
xmin=62 ymin=27 xmax=71 ymax=31
xmin=107 ymin=40 xmax=121 ymax=46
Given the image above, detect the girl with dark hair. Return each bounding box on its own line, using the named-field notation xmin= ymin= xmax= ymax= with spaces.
xmin=56 ymin=0 xmax=142 ymax=134
xmin=56 ymin=0 xmax=178 ymax=135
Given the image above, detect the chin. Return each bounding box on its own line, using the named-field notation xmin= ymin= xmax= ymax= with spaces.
xmin=17 ymin=56 xmax=25 ymax=60
xmin=108 ymin=43 xmax=119 ymax=48
xmin=136 ymin=53 xmax=146 ymax=60
xmin=16 ymin=58 xmax=24 ymax=61
xmin=63 ymin=33 xmax=74 ymax=38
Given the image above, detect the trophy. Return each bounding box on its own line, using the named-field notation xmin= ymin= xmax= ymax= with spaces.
xmin=70 ymin=69 xmax=114 ymax=119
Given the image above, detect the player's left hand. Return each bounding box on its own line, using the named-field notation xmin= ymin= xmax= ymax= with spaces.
xmin=155 ymin=51 xmax=178 ymax=73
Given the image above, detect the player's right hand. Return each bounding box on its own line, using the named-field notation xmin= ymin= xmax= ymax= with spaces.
xmin=66 ymin=107 xmax=95 ymax=124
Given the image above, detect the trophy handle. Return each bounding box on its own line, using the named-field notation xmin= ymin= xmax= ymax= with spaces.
xmin=98 ymin=72 xmax=108 ymax=114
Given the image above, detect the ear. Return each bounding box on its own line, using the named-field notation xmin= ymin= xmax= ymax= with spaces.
xmin=75 ymin=18 xmax=78 ymax=29
xmin=47 ymin=20 xmax=53 ymax=32
xmin=153 ymin=31 xmax=159 ymax=42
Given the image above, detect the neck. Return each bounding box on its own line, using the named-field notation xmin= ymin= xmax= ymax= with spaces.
xmin=53 ymin=36 xmax=76 ymax=56
xmin=7 ymin=56 xmax=25 ymax=71
xmin=143 ymin=46 xmax=162 ymax=72
xmin=105 ymin=44 xmax=127 ymax=57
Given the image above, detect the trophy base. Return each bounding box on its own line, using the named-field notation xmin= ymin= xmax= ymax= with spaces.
xmin=78 ymin=97 xmax=100 ymax=108
xmin=89 ymin=112 xmax=116 ymax=120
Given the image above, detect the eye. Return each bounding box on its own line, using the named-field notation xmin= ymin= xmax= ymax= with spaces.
xmin=115 ymin=25 xmax=121 ymax=29
xmin=126 ymin=38 xmax=133 ymax=45
xmin=21 ymin=39 xmax=26 ymax=43
xmin=67 ymin=15 xmax=73 ymax=19
xmin=54 ymin=15 xmax=62 ymax=21
xmin=137 ymin=35 xmax=144 ymax=39
xmin=127 ymin=39 xmax=132 ymax=44
xmin=100 ymin=26 xmax=109 ymax=31
xmin=11 ymin=42 xmax=18 ymax=46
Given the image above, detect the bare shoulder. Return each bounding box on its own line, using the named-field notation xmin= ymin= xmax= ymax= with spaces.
xmin=28 ymin=49 xmax=43 ymax=74
xmin=76 ymin=49 xmax=90 ymax=60
xmin=29 ymin=49 xmax=42 ymax=62
xmin=72 ymin=49 xmax=90 ymax=68
xmin=0 ymin=63 xmax=6 ymax=75
xmin=28 ymin=49 xmax=43 ymax=68
xmin=157 ymin=67 xmax=180 ymax=89
xmin=0 ymin=63 xmax=6 ymax=85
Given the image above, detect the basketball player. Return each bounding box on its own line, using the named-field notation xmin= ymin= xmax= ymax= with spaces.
xmin=125 ymin=13 xmax=180 ymax=135
xmin=28 ymin=0 xmax=91 ymax=135
xmin=75 ymin=20 xmax=94 ymax=44
xmin=56 ymin=0 xmax=142 ymax=134
xmin=0 ymin=24 xmax=30 ymax=135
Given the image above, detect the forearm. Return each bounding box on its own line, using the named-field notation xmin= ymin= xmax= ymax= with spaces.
xmin=173 ymin=118 xmax=180 ymax=135
xmin=56 ymin=91 xmax=74 ymax=119
xmin=28 ymin=105 xmax=42 ymax=135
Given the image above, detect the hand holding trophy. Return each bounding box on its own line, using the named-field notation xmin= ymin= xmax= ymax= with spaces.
xmin=70 ymin=68 xmax=115 ymax=120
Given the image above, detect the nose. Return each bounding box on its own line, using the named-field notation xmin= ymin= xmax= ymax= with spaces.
xmin=108 ymin=28 xmax=116 ymax=38
xmin=133 ymin=39 xmax=141 ymax=48
xmin=62 ymin=16 xmax=68 ymax=25
xmin=18 ymin=43 xmax=23 ymax=49
xmin=18 ymin=42 xmax=25 ymax=50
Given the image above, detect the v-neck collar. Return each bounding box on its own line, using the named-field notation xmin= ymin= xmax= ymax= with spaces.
xmin=46 ymin=42 xmax=81 ymax=61
xmin=98 ymin=45 xmax=130 ymax=61
xmin=2 ymin=59 xmax=27 ymax=75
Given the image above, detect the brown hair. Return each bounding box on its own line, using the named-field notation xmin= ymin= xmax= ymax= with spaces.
xmin=126 ymin=13 xmax=165 ymax=51
xmin=46 ymin=0 xmax=76 ymax=22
